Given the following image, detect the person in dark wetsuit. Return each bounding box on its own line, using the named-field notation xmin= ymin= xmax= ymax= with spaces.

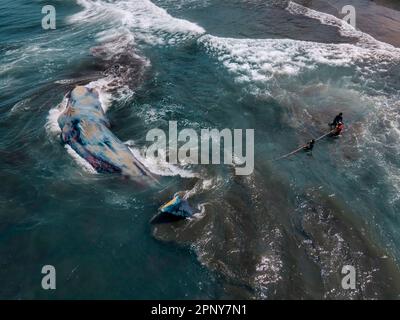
xmin=304 ymin=139 xmax=315 ymax=152
xmin=330 ymin=112 xmax=343 ymax=128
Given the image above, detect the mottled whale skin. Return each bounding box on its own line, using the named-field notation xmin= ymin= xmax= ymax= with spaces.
xmin=58 ymin=86 xmax=156 ymax=184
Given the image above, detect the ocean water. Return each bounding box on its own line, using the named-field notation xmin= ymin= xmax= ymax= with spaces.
xmin=0 ymin=0 xmax=400 ymax=299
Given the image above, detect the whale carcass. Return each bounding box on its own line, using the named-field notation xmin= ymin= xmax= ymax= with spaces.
xmin=58 ymin=86 xmax=157 ymax=184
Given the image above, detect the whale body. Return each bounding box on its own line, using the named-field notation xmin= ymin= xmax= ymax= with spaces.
xmin=58 ymin=86 xmax=156 ymax=184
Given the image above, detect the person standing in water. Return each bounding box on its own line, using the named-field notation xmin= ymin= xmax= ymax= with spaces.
xmin=303 ymin=139 xmax=315 ymax=152
xmin=330 ymin=112 xmax=343 ymax=128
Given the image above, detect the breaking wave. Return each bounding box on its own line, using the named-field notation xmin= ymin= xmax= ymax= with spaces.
xmin=70 ymin=0 xmax=205 ymax=45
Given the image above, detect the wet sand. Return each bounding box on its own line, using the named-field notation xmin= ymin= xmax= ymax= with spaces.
xmin=298 ymin=0 xmax=400 ymax=47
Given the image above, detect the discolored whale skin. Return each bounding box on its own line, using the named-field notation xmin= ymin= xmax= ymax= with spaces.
xmin=58 ymin=86 xmax=156 ymax=184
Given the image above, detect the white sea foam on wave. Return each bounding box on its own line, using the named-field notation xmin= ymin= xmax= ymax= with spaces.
xmin=158 ymin=0 xmax=211 ymax=10
xmin=201 ymin=36 xmax=358 ymax=83
xmin=46 ymin=95 xmax=69 ymax=135
xmin=68 ymin=0 xmax=400 ymax=101
xmin=94 ymin=28 xmax=136 ymax=55
xmin=198 ymin=2 xmax=400 ymax=94
xmin=71 ymin=0 xmax=205 ymax=45
xmin=126 ymin=141 xmax=198 ymax=178
xmin=354 ymin=96 xmax=400 ymax=205
xmin=287 ymin=1 xmax=399 ymax=53
xmin=85 ymin=77 xmax=114 ymax=112
xmin=199 ymin=32 xmax=399 ymax=95
xmin=0 ymin=44 xmax=66 ymax=81
xmin=9 ymin=97 xmax=31 ymax=114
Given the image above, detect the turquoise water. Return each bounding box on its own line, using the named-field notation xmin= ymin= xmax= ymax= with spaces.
xmin=1 ymin=0 xmax=400 ymax=299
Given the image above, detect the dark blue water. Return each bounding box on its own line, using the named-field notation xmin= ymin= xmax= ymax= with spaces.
xmin=1 ymin=0 xmax=400 ymax=299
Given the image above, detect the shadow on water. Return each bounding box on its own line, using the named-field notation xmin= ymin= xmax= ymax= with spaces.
xmin=150 ymin=213 xmax=186 ymax=225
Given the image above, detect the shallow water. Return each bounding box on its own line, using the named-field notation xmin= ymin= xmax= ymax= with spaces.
xmin=1 ymin=0 xmax=400 ymax=299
